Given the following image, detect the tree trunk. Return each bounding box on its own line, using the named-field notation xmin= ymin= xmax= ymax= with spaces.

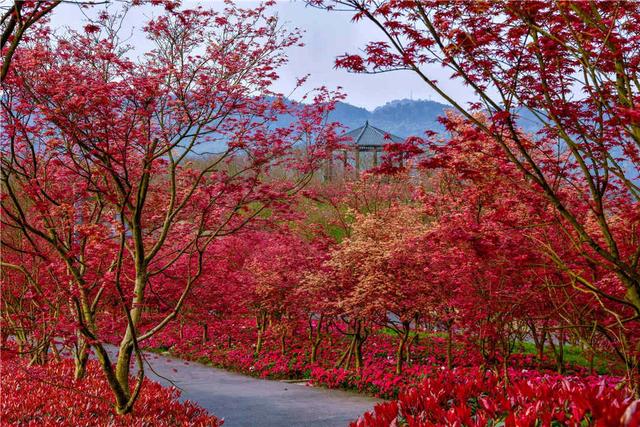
xmin=557 ymin=331 xmax=565 ymax=374
xmin=111 ymin=272 xmax=147 ymax=414
xmin=255 ymin=312 xmax=267 ymax=357
xmin=29 ymin=340 xmax=49 ymax=366
xmin=353 ymin=322 xmax=366 ymax=371
xmin=549 ymin=331 xmax=565 ymax=374
xmin=202 ymin=323 xmax=209 ymax=344
xmin=538 ymin=328 xmax=547 ymax=361
xmin=50 ymin=340 xmax=61 ymax=362
xmin=94 ymin=343 xmax=133 ymax=415
xmin=255 ymin=328 xmax=264 ymax=356
xmin=309 ymin=315 xmax=324 ymax=364
xmin=346 ymin=337 xmax=355 ymax=370
xmin=74 ymin=340 xmax=89 ymax=380
xmin=336 ymin=334 xmax=355 ymax=369
xmin=280 ymin=333 xmax=286 ymax=355
xmin=446 ymin=321 xmax=453 ymax=370
xmin=631 ymin=365 xmax=640 ymax=399
xmin=354 ymin=337 xmax=363 ymax=371
xmin=405 ymin=333 xmax=415 ymax=365
xmin=528 ymin=322 xmax=547 ymax=361
xmin=395 ymin=323 xmax=411 ymax=375
xmin=115 ymin=343 xmax=133 ymax=409
xmin=502 ymin=355 xmax=510 ymax=387
xmin=311 ymin=337 xmax=322 ymax=364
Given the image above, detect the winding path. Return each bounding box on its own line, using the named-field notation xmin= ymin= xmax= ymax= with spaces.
xmin=139 ymin=351 xmax=381 ymax=427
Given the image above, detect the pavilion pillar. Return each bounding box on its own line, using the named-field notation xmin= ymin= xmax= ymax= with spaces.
xmin=355 ymin=147 xmax=360 ymax=178
xmin=324 ymin=155 xmax=333 ymax=181
xmin=373 ymin=148 xmax=378 ymax=167
xmin=343 ymin=149 xmax=348 ymax=179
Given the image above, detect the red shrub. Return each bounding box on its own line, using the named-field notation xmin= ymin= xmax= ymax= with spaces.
xmin=350 ymin=367 xmax=639 ymax=427
xmin=0 ymin=352 xmax=222 ymax=426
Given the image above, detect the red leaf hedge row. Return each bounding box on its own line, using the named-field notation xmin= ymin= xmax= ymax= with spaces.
xmin=0 ymin=352 xmax=222 ymax=426
xmin=350 ymin=367 xmax=640 ymax=427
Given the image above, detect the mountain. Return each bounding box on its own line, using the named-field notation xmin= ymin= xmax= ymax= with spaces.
xmin=327 ymin=98 xmax=545 ymax=137
xmin=188 ymin=98 xmax=544 ymax=155
xmin=328 ymin=99 xmax=449 ymax=137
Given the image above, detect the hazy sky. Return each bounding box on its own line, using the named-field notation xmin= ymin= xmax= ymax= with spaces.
xmin=51 ymin=0 xmax=470 ymax=110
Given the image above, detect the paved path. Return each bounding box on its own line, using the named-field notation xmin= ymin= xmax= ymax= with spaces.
xmin=139 ymin=351 xmax=381 ymax=427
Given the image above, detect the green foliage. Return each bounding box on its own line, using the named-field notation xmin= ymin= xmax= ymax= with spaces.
xmin=514 ymin=341 xmax=609 ymax=374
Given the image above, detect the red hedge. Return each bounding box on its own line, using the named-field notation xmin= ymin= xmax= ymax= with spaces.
xmin=0 ymin=352 xmax=222 ymax=426
xmin=350 ymin=367 xmax=640 ymax=427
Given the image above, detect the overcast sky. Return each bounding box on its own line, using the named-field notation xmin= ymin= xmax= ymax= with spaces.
xmin=51 ymin=0 xmax=470 ymax=110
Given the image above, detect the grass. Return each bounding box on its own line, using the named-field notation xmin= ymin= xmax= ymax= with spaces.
xmin=148 ymin=345 xmax=171 ymax=353
xmin=378 ymin=329 xmax=611 ymax=374
xmin=513 ymin=341 xmax=610 ymax=374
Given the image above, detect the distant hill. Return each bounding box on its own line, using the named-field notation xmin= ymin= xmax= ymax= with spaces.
xmin=328 ymin=99 xmax=449 ymax=137
xmin=189 ymin=98 xmax=544 ymax=155
xmin=326 ymin=98 xmax=545 ymax=137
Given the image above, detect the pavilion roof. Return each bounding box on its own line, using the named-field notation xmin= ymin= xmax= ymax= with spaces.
xmin=343 ymin=121 xmax=404 ymax=148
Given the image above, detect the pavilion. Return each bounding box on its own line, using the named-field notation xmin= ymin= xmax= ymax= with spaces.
xmin=324 ymin=121 xmax=404 ymax=180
